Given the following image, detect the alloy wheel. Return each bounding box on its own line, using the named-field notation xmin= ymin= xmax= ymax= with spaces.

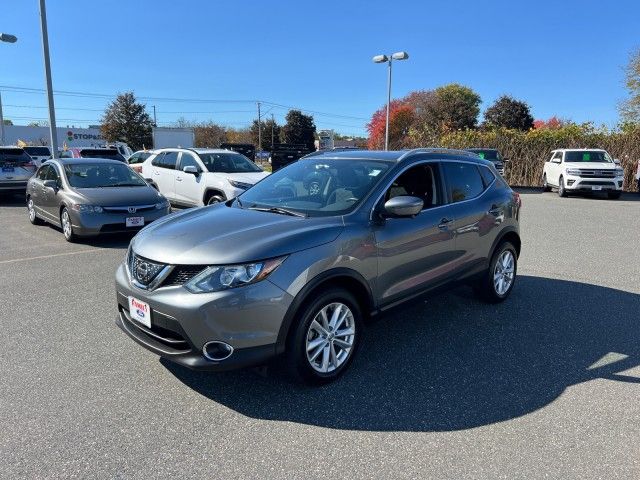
xmin=62 ymin=210 xmax=72 ymax=239
xmin=493 ymin=250 xmax=515 ymax=296
xmin=28 ymin=199 xmax=36 ymax=222
xmin=305 ymin=302 xmax=355 ymax=373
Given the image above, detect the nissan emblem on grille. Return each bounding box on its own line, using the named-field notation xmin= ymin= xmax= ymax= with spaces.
xmin=132 ymin=255 xmax=164 ymax=285
xmin=128 ymin=207 xmax=137 ymax=214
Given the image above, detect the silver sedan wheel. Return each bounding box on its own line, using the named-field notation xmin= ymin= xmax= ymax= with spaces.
xmin=28 ymin=199 xmax=36 ymax=222
xmin=306 ymin=302 xmax=355 ymax=374
xmin=61 ymin=210 xmax=72 ymax=239
xmin=493 ymin=250 xmax=515 ymax=296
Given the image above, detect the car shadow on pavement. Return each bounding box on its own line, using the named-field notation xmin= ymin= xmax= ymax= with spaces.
xmin=163 ymin=275 xmax=640 ymax=432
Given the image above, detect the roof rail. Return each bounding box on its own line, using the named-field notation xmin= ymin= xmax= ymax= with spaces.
xmin=397 ymin=147 xmax=478 ymax=161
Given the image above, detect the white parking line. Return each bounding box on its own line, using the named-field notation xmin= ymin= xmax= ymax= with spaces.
xmin=0 ymin=249 xmax=107 ymax=265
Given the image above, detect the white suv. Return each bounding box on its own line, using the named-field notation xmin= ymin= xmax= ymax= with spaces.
xmin=141 ymin=148 xmax=269 ymax=207
xmin=542 ymin=148 xmax=624 ymax=199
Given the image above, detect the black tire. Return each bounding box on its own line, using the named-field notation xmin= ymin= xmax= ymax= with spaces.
xmin=607 ymin=191 xmax=622 ymax=200
xmin=542 ymin=174 xmax=551 ymax=192
xmin=60 ymin=207 xmax=77 ymax=242
xmin=474 ymin=241 xmax=518 ymax=304
xmin=285 ymin=288 xmax=363 ymax=385
xmin=206 ymin=194 xmax=224 ymax=206
xmin=558 ymin=176 xmax=568 ymax=197
xmin=27 ymin=196 xmax=44 ymax=225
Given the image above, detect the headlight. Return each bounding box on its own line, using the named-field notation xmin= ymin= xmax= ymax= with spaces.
xmin=615 ymin=168 xmax=624 ymax=176
xmin=72 ymin=204 xmax=103 ymax=213
xmin=565 ymin=169 xmax=581 ymax=176
xmin=184 ymin=257 xmax=286 ymax=293
xmin=228 ymin=179 xmax=253 ymax=190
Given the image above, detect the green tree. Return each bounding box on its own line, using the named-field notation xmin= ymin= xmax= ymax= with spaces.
xmin=281 ymin=110 xmax=316 ymax=150
xmin=620 ymin=48 xmax=640 ymax=123
xmin=423 ymin=83 xmax=481 ymax=131
xmin=100 ymin=92 xmax=153 ymax=150
xmin=3 ymin=119 xmax=13 ymax=126
xmin=483 ymin=95 xmax=534 ymax=130
xmin=251 ymin=118 xmax=281 ymax=150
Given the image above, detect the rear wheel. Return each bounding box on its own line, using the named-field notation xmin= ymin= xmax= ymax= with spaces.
xmin=286 ymin=288 xmax=362 ymax=385
xmin=60 ymin=207 xmax=77 ymax=242
xmin=475 ymin=241 xmax=517 ymax=303
xmin=27 ymin=197 xmax=44 ymax=225
xmin=558 ymin=176 xmax=568 ymax=197
xmin=542 ymin=174 xmax=551 ymax=192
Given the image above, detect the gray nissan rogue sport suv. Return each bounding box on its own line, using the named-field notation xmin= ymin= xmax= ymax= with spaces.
xmin=115 ymin=149 xmax=522 ymax=384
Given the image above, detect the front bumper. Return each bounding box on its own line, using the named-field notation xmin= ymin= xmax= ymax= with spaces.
xmin=564 ymin=175 xmax=623 ymax=191
xmin=70 ymin=206 xmax=170 ymax=236
xmin=114 ymin=263 xmax=294 ymax=371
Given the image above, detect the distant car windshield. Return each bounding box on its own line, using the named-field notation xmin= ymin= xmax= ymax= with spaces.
xmin=199 ymin=152 xmax=262 ymax=173
xmin=564 ymin=151 xmax=612 ymax=163
xmin=0 ymin=148 xmax=32 ymax=165
xmin=23 ymin=146 xmax=51 ymax=157
xmin=238 ymin=158 xmax=391 ymax=217
xmin=469 ymin=150 xmax=501 ymax=161
xmin=64 ymin=163 xmax=148 ymax=188
xmin=79 ymin=149 xmax=126 ymax=162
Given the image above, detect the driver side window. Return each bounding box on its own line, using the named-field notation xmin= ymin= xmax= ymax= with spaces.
xmin=384 ymin=163 xmax=443 ymax=210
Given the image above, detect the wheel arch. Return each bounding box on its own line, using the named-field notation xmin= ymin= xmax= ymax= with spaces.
xmin=490 ymin=227 xmax=521 ymax=259
xmin=203 ymin=188 xmax=226 ymax=204
xmin=275 ymin=268 xmax=375 ymax=355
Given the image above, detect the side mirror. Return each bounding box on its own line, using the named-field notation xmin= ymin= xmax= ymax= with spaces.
xmin=382 ymin=196 xmax=423 ymax=218
xmin=183 ymin=165 xmax=199 ymax=175
xmin=43 ymin=179 xmax=57 ymax=190
xmin=551 ymin=158 xmax=561 ymax=164
xmin=613 ymin=158 xmax=621 ymax=165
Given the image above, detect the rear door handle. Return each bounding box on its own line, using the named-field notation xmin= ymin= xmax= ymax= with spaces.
xmin=438 ymin=217 xmax=453 ymax=230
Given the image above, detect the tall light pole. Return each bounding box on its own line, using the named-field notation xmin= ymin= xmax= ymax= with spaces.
xmin=373 ymin=51 xmax=409 ymax=150
xmin=38 ymin=0 xmax=59 ymax=158
xmin=0 ymin=33 xmax=18 ymax=145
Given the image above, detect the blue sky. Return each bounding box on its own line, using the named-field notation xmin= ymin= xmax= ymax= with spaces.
xmin=1 ymin=0 xmax=638 ymax=136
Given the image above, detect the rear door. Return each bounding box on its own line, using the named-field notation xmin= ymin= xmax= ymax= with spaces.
xmin=441 ymin=161 xmax=504 ymax=279
xmin=175 ymin=152 xmax=204 ymax=206
xmin=374 ymin=161 xmax=458 ymax=304
xmin=152 ymin=151 xmax=178 ymax=200
xmin=29 ymin=165 xmax=50 ymax=217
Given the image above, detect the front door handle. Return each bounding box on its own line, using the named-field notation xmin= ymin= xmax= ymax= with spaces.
xmin=438 ymin=217 xmax=453 ymax=230
xmin=176 ymin=177 xmax=182 ymax=182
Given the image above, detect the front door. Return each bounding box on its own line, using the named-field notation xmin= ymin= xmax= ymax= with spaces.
xmin=374 ymin=162 xmax=458 ymax=305
xmin=547 ymin=151 xmax=563 ymax=185
xmin=153 ymin=151 xmax=178 ymax=201
xmin=175 ymin=152 xmax=204 ymax=205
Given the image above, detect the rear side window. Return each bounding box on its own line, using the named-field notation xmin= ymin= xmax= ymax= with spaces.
xmin=443 ymin=162 xmax=485 ymax=203
xmin=151 ymin=152 xmax=165 ymax=167
xmin=161 ymin=152 xmax=178 ymax=170
xmin=478 ymin=165 xmax=496 ymax=187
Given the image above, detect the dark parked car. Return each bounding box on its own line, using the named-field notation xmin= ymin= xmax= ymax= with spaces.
xmin=27 ymin=158 xmax=170 ymax=241
xmin=465 ymin=148 xmax=506 ymax=176
xmin=220 ymin=143 xmax=255 ymax=161
xmin=23 ymin=145 xmax=52 ymax=167
xmin=115 ymin=148 xmax=521 ymax=384
xmin=60 ymin=147 xmax=126 ymax=162
xmin=269 ymin=143 xmax=311 ymax=171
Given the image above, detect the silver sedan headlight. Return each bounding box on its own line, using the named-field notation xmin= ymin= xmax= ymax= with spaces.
xmin=72 ymin=204 xmax=103 ymax=213
xmin=185 ymin=257 xmax=286 ymax=293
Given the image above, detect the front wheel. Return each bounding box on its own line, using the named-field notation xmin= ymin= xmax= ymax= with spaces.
xmin=60 ymin=207 xmax=77 ymax=242
xmin=206 ymin=194 xmax=224 ymax=206
xmin=558 ymin=176 xmax=568 ymax=197
xmin=286 ymin=288 xmax=362 ymax=385
xmin=542 ymin=174 xmax=551 ymax=192
xmin=475 ymin=242 xmax=518 ymax=303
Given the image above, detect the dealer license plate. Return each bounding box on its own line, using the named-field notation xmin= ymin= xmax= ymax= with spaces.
xmin=128 ymin=296 xmax=151 ymax=328
xmin=126 ymin=216 xmax=144 ymax=227
xmin=591 ymin=186 xmax=602 ymax=191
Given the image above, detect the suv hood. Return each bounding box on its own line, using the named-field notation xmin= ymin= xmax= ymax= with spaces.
xmin=131 ymin=204 xmax=344 ymax=265
xmin=216 ymin=171 xmax=269 ymax=184
xmin=564 ymin=162 xmax=617 ymax=170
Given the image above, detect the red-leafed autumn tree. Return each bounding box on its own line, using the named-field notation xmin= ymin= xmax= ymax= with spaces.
xmin=533 ymin=116 xmax=565 ymax=130
xmin=367 ymin=99 xmax=415 ymax=149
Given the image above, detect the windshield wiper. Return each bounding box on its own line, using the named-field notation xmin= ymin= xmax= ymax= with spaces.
xmin=248 ymin=205 xmax=307 ymax=218
xmin=103 ymin=183 xmax=144 ymax=187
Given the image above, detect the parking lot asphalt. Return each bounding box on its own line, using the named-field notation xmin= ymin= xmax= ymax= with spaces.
xmin=1 ymin=190 xmax=639 ymax=479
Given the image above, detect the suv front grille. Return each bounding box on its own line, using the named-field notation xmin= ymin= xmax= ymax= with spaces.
xmin=577 ymin=170 xmax=615 ymax=178
xmin=129 ymin=253 xmax=167 ymax=287
xmin=161 ymin=265 xmax=206 ymax=287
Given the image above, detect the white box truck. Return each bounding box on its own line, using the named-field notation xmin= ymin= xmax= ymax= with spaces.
xmin=152 ymin=127 xmax=195 ymax=149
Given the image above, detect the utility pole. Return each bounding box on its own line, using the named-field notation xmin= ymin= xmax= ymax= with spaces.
xmin=271 ymin=113 xmax=275 ymax=148
xmin=38 ymin=0 xmax=59 ymax=158
xmin=257 ymin=101 xmax=261 ymax=152
xmin=0 ymin=91 xmax=5 ymax=145
xmin=153 ymin=105 xmax=157 ymax=126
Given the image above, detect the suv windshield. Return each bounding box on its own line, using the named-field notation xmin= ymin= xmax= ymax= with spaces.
xmin=79 ymin=149 xmax=126 ymax=162
xmin=64 ymin=163 xmax=148 ymax=188
xmin=23 ymin=146 xmax=51 ymax=157
xmin=469 ymin=149 xmax=501 ymax=161
xmin=238 ymin=158 xmax=390 ymax=217
xmin=199 ymin=152 xmax=262 ymax=173
xmin=0 ymin=148 xmax=32 ymax=165
xmin=564 ymin=151 xmax=612 ymax=163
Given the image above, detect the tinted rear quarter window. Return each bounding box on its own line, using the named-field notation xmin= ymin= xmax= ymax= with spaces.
xmin=443 ymin=162 xmax=485 ymax=203
xmin=478 ymin=165 xmax=496 ymax=187
xmin=161 ymin=152 xmax=178 ymax=170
